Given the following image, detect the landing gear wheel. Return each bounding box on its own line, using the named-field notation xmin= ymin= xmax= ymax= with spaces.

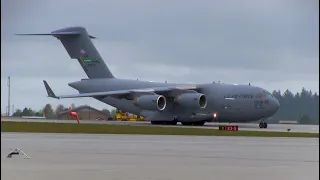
xmin=151 ymin=121 xmax=164 ymax=125
xmin=263 ymin=122 xmax=267 ymax=128
xmin=171 ymin=116 xmax=178 ymax=125
xmin=181 ymin=122 xmax=193 ymax=126
xmin=151 ymin=121 xmax=177 ymax=125
xmin=171 ymin=121 xmax=178 ymax=125
xmin=259 ymin=122 xmax=267 ymax=128
xmin=193 ymin=121 xmax=205 ymax=126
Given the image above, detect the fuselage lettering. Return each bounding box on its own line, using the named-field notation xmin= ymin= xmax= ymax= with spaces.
xmin=224 ymin=94 xmax=253 ymax=99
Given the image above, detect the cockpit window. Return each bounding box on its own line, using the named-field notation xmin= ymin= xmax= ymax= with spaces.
xmin=255 ymin=91 xmax=271 ymax=98
xmin=262 ymin=91 xmax=274 ymax=98
xmin=255 ymin=92 xmax=266 ymax=98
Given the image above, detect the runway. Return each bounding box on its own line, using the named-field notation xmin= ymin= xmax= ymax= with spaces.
xmin=1 ymin=132 xmax=319 ymax=180
xmin=2 ymin=118 xmax=319 ymax=133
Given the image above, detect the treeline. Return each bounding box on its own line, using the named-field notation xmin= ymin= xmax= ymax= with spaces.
xmin=8 ymin=87 xmax=319 ymax=125
xmin=272 ymin=88 xmax=319 ymax=124
xmin=11 ymin=103 xmax=114 ymax=119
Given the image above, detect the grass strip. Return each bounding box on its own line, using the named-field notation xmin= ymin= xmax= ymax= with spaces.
xmin=1 ymin=121 xmax=318 ymax=138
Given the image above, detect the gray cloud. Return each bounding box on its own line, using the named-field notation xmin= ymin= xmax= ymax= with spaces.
xmin=1 ymin=0 xmax=318 ymax=112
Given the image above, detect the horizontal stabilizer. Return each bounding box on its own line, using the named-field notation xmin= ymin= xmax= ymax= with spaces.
xmin=15 ymin=32 xmax=96 ymax=39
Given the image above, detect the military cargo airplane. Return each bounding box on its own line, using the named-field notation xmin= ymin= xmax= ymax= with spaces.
xmin=16 ymin=26 xmax=280 ymax=128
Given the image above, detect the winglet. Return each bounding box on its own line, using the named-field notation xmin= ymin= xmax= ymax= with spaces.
xmin=43 ymin=80 xmax=59 ymax=99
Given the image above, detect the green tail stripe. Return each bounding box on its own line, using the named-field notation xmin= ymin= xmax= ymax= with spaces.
xmin=80 ymin=57 xmax=99 ymax=63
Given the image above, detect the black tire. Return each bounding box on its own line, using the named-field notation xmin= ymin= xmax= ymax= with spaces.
xmin=151 ymin=121 xmax=163 ymax=125
xmin=263 ymin=122 xmax=268 ymax=128
xmin=171 ymin=120 xmax=178 ymax=125
xmin=259 ymin=122 xmax=264 ymax=128
xmin=193 ymin=121 xmax=205 ymax=126
xmin=181 ymin=122 xmax=193 ymax=126
xmin=171 ymin=116 xmax=178 ymax=125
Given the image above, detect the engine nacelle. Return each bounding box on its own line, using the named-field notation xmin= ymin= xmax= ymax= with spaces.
xmin=174 ymin=93 xmax=207 ymax=109
xmin=133 ymin=94 xmax=167 ymax=111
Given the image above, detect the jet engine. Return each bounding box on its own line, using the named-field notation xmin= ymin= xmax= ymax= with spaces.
xmin=133 ymin=94 xmax=167 ymax=111
xmin=174 ymin=93 xmax=207 ymax=109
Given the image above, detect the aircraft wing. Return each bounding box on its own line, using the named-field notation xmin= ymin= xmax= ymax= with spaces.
xmin=43 ymin=80 xmax=200 ymax=99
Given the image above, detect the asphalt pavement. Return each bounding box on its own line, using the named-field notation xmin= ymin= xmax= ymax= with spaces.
xmin=1 ymin=132 xmax=319 ymax=180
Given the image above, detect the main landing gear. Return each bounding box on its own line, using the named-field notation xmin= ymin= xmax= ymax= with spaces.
xmin=181 ymin=121 xmax=205 ymax=126
xmin=151 ymin=121 xmax=177 ymax=125
xmin=150 ymin=116 xmax=206 ymax=126
xmin=172 ymin=116 xmax=178 ymax=125
xmin=151 ymin=116 xmax=178 ymax=125
xmin=259 ymin=121 xmax=268 ymax=128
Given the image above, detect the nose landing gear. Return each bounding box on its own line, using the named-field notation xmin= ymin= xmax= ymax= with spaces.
xmin=259 ymin=121 xmax=268 ymax=128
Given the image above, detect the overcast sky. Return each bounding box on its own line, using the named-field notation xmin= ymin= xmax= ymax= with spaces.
xmin=1 ymin=0 xmax=319 ymax=114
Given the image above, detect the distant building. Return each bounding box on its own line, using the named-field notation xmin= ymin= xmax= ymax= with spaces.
xmin=58 ymin=105 xmax=111 ymax=120
xmin=253 ymin=119 xmax=298 ymax=124
xmin=279 ymin=120 xmax=298 ymax=124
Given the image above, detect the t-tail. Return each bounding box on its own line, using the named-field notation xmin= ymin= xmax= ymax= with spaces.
xmin=15 ymin=26 xmax=114 ymax=79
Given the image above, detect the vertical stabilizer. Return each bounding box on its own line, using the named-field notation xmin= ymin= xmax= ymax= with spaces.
xmin=16 ymin=26 xmax=114 ymax=79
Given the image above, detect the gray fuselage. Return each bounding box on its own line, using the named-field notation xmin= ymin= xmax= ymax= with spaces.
xmin=68 ymin=78 xmax=280 ymax=123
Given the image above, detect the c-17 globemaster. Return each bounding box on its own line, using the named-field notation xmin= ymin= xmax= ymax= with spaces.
xmin=16 ymin=26 xmax=280 ymax=128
